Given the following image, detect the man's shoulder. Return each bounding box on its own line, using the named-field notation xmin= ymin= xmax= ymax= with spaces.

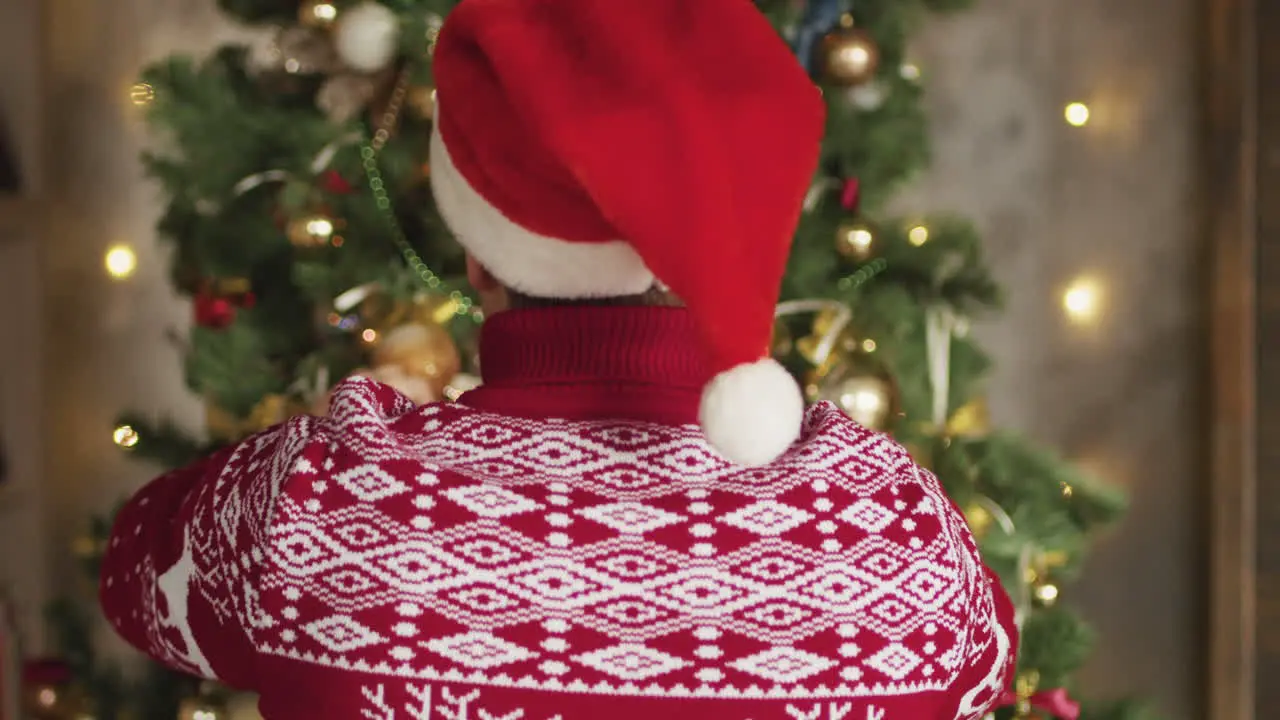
xmin=313 ymin=379 xmax=927 ymax=488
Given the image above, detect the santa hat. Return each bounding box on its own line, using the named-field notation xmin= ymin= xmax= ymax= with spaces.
xmin=429 ymin=0 xmax=826 ymax=466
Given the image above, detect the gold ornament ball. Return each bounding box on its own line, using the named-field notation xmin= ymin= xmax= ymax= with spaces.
xmin=818 ymin=17 xmax=881 ymax=86
xmin=813 ymin=359 xmax=895 ymax=431
xmin=835 ymin=221 xmax=876 ymax=260
xmin=406 ymin=85 xmax=437 ymax=120
xmin=945 ymin=398 xmax=991 ymax=437
xmin=963 ymin=502 xmax=994 ymax=540
xmin=286 ymin=212 xmax=339 ymax=248
xmin=298 ymin=0 xmax=339 ymax=29
xmin=371 ymin=322 xmax=462 ymax=399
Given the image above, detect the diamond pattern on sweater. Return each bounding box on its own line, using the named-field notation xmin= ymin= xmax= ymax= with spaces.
xmin=204 ymin=378 xmax=1015 ymax=714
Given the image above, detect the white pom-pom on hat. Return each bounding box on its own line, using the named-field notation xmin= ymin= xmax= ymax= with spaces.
xmin=699 ymin=358 xmax=805 ymax=467
xmin=334 ymin=2 xmax=400 ymax=72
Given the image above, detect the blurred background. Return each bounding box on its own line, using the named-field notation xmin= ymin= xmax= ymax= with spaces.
xmin=0 ymin=0 xmax=1234 ymax=718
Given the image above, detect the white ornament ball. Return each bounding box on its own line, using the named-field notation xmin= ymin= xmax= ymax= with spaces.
xmin=334 ymin=2 xmax=400 ymax=72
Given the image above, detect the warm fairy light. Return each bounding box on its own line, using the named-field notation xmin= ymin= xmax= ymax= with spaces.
xmin=113 ymin=425 xmax=140 ymax=448
xmin=900 ymin=63 xmax=920 ymax=80
xmin=192 ymin=711 xmax=219 ymax=720
xmin=1064 ymin=102 xmax=1090 ymax=127
xmin=37 ymin=687 xmax=57 ymax=707
xmin=1062 ymin=276 xmax=1102 ymax=323
xmin=1034 ymin=583 xmax=1060 ymax=604
xmin=308 ymin=2 xmax=338 ymax=24
xmin=130 ymin=82 xmax=156 ymax=107
xmin=908 ymin=224 xmax=929 ymax=246
xmin=861 ymin=339 xmax=877 ymax=353
xmin=104 ymin=244 xmax=138 ymax=279
xmin=306 ymin=217 xmax=335 ymax=240
xmin=361 ymin=329 xmax=378 ymax=343
xmin=1061 ymin=482 xmax=1074 ymax=498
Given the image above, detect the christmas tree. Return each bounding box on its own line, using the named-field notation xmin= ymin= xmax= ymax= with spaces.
xmin=39 ymin=1 xmax=1150 ymax=719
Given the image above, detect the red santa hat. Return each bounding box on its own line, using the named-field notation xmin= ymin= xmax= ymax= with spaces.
xmin=429 ymin=0 xmax=826 ymax=466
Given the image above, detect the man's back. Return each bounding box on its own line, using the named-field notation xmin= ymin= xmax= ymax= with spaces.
xmin=103 ymin=352 xmax=1013 ymax=719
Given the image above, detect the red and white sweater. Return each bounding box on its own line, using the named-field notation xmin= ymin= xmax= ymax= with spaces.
xmin=101 ymin=307 xmax=1017 ymax=720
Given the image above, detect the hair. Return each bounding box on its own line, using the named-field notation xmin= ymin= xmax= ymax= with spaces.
xmin=506 ymin=285 xmax=683 ymax=309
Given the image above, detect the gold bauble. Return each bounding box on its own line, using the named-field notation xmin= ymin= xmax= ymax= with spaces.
xmin=946 ymin=397 xmax=991 ymax=437
xmin=247 ymin=394 xmax=308 ymax=433
xmin=206 ymin=395 xmax=306 ymax=442
xmin=371 ymin=322 xmax=461 ymax=399
xmin=298 ymin=1 xmax=339 ymax=29
xmin=963 ymin=502 xmax=994 ymax=540
xmin=811 ymin=357 xmax=895 ymax=431
xmin=818 ymin=16 xmax=881 ymax=86
xmin=286 ymin=211 xmax=340 ymax=247
xmin=835 ymin=221 xmax=875 ymax=260
xmin=406 ymin=85 xmax=437 ymax=119
xmin=205 ymin=402 xmax=243 ymax=443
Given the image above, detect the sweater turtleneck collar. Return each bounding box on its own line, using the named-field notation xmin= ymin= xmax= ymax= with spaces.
xmin=458 ymin=306 xmax=712 ymax=424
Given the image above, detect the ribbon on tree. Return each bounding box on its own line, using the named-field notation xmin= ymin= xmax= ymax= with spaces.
xmin=968 ymin=495 xmax=1035 ymax=629
xmin=775 ymin=299 xmax=853 ymax=369
xmin=214 ymin=131 xmax=364 ymax=206
xmin=924 ymin=304 xmax=958 ymax=428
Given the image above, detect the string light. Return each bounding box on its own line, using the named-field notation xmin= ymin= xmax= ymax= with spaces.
xmin=130 ymin=82 xmax=156 ymax=107
xmin=113 ymin=425 xmax=139 ymax=448
xmin=907 ymin=224 xmax=929 ymax=246
xmin=900 ymin=63 xmax=920 ymax=80
xmin=104 ymin=244 xmax=137 ymax=279
xmin=305 ymin=2 xmax=338 ymax=25
xmin=861 ymin=339 xmax=877 ymax=352
xmin=1062 ymin=276 xmax=1102 ymax=324
xmin=361 ymin=329 xmax=378 ymax=343
xmin=1034 ymin=583 xmax=1060 ymax=605
xmin=37 ymin=687 xmax=57 ymax=708
xmin=1064 ymin=102 xmax=1090 ymax=127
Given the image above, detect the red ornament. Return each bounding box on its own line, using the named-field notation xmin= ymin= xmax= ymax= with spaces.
xmin=194 ymin=293 xmax=237 ymax=329
xmin=840 ymin=177 xmax=860 ymax=212
xmin=321 ymin=170 xmax=355 ymax=195
xmin=193 ymin=281 xmax=255 ymax=329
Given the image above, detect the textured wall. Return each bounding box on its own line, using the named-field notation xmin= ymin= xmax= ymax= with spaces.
xmin=899 ymin=0 xmax=1204 ymax=716
xmin=38 ymin=0 xmax=248 ymax=661
xmin=30 ymin=0 xmax=1203 ymax=714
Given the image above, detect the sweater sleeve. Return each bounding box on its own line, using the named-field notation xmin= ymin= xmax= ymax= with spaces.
xmin=98 ymin=417 xmax=315 ymax=690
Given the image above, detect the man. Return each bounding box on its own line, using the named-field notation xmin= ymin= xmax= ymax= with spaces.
xmin=101 ymin=0 xmax=1017 ymax=717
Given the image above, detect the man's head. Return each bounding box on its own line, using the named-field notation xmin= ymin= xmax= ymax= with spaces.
xmin=430 ymin=0 xmax=825 ymax=466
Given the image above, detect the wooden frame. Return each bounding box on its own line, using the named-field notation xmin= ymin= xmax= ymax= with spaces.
xmin=1206 ymin=0 xmax=1280 ymax=716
